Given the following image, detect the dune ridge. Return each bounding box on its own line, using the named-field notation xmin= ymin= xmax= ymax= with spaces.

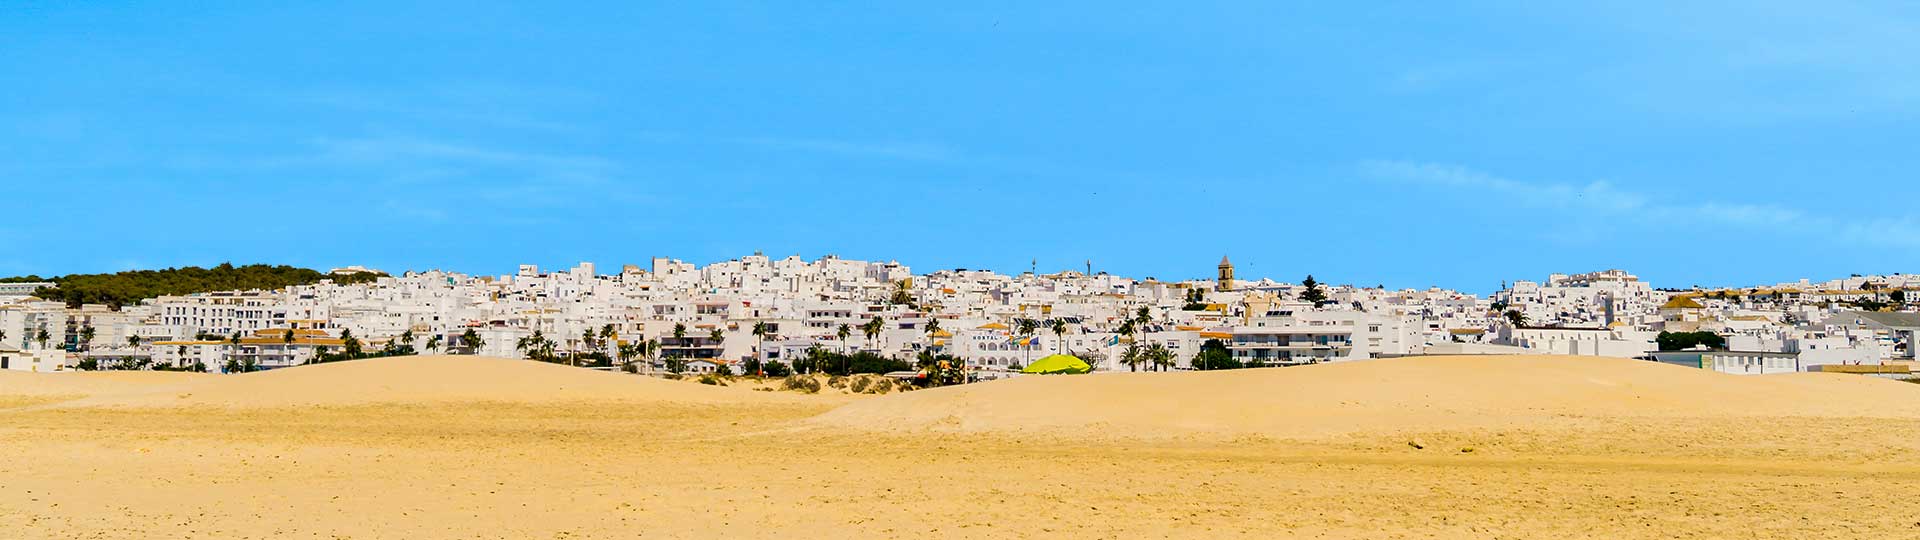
xmin=6 ymin=355 xmax=793 ymax=408
xmin=811 ymin=355 xmax=1920 ymax=438
xmin=0 ymin=369 xmax=211 ymax=397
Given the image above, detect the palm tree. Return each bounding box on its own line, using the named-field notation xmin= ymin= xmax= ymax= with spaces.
xmin=281 ymin=328 xmax=296 ymax=362
xmin=805 ymin=345 xmax=831 ymax=375
xmin=1132 ymin=307 xmax=1157 ymax=370
xmin=578 ymin=328 xmax=596 ymax=366
xmin=751 ymin=321 xmax=772 ymax=363
xmin=1116 ymin=319 xmax=1137 ymax=371
xmin=1146 ymin=343 xmax=1175 ymax=372
xmin=1504 ymin=310 xmax=1529 ymax=327
xmin=672 ymin=323 xmax=687 ymax=341
xmin=126 ymin=334 xmax=141 ymax=348
xmin=1049 ymin=319 xmax=1068 ymax=354
xmin=400 ymin=330 xmax=415 ymax=350
xmin=425 ymin=334 xmax=443 ymax=353
xmin=340 ymin=329 xmax=363 ymax=358
xmin=889 ymin=279 xmax=914 ymax=306
xmin=459 ymin=329 xmax=483 ymax=354
xmin=228 ymin=332 xmax=244 ymax=368
xmin=34 ymin=328 xmax=49 ymax=350
xmin=1119 ymin=343 xmax=1143 ymax=372
xmin=861 ymin=316 xmax=884 ymax=353
xmin=1017 ymin=318 xmax=1038 ymax=365
xmin=836 ymin=323 xmax=852 ymax=354
xmin=922 ymin=318 xmax=942 ymax=353
xmin=79 ymin=325 xmax=96 ymax=352
xmin=616 ymin=341 xmax=639 ymax=370
xmin=642 ymin=338 xmax=660 ymax=374
xmin=516 ymin=330 xmax=544 ymax=360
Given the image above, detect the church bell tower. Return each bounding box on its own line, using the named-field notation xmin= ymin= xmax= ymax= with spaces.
xmin=1216 ymin=255 xmax=1235 ymax=292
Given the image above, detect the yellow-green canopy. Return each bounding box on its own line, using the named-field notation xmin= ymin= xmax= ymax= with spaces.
xmin=1021 ymin=354 xmax=1091 ymax=374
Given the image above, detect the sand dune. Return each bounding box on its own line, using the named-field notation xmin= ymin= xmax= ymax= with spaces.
xmin=8 ymin=354 xmax=1920 ymax=538
xmin=41 ymin=355 xmax=794 ymax=407
xmin=812 ymin=355 xmax=1920 ymax=437
xmin=0 ymin=369 xmax=209 ymax=397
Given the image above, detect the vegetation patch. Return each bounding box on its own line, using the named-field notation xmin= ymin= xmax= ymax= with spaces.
xmin=8 ymin=263 xmax=386 ymax=308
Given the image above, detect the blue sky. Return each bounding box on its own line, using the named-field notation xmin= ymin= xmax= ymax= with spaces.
xmin=4 ymin=1 xmax=1917 ymax=292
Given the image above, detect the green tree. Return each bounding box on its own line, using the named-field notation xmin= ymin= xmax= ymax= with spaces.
xmin=804 ymin=345 xmax=833 ymax=375
xmin=1052 ymin=315 xmax=1067 ymax=353
xmin=517 ymin=330 xmax=546 ymax=360
xmin=35 ymin=328 xmax=51 ymax=350
xmin=914 ymin=350 xmax=965 ymax=386
xmin=1131 ymin=308 xmax=1154 ymax=369
xmin=1017 ymin=318 xmax=1038 ymax=365
xmin=889 ymin=279 xmax=915 ymax=306
xmin=1503 ymin=310 xmax=1528 ymax=327
xmin=1656 ymin=331 xmax=1727 ymax=351
xmin=642 ymin=338 xmax=660 ymax=372
xmin=18 ymin=263 xmax=386 ymax=309
xmin=126 ymin=334 xmax=142 ymax=348
xmin=836 ymin=323 xmax=852 ymax=355
xmin=1145 ymin=343 xmax=1176 ymax=371
xmin=672 ymin=323 xmax=687 ymax=341
xmin=1190 ymin=339 xmax=1240 ymax=371
xmin=1893 ymin=290 xmax=1908 ymax=305
xmin=577 ymin=328 xmax=597 ymax=364
xmin=1300 ymin=275 xmax=1328 ymax=306
xmin=922 ymin=318 xmax=942 ymax=351
xmin=79 ymin=325 xmax=96 ymax=351
xmin=861 ymin=316 xmax=885 ymax=352
xmin=1182 ymin=287 xmax=1208 ymax=310
xmin=425 ymin=334 xmax=442 ymax=353
xmin=751 ymin=321 xmax=772 ymax=361
xmin=1119 ymin=343 xmax=1144 ymax=372
xmin=340 ymin=329 xmax=363 ymax=358
xmin=459 ymin=329 xmax=483 ymax=354
xmin=761 ymin=360 xmax=791 ymax=377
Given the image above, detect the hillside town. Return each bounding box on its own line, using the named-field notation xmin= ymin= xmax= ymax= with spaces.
xmin=3 ymin=256 xmax=1916 ymax=379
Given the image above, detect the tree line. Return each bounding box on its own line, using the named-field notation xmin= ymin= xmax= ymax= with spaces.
xmin=12 ymin=263 xmax=387 ymax=308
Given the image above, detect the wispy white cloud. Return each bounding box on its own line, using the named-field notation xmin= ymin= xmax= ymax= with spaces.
xmin=279 ymin=84 xmax=593 ymax=134
xmin=630 ymin=130 xmax=957 ymax=161
xmin=1360 ymin=161 xmax=1646 ymax=212
xmin=308 ymin=136 xmax=614 ymax=178
xmin=1586 ymin=1 xmax=1920 ymax=119
xmin=1360 ymin=159 xmax=1920 ymax=246
xmin=725 ymin=136 xmax=955 ymax=161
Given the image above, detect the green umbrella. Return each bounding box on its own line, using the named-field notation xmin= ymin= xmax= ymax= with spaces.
xmin=1021 ymin=354 xmax=1091 ymax=374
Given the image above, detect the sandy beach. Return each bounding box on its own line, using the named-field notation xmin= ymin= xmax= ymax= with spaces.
xmin=5 ymin=355 xmax=1919 ymax=539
